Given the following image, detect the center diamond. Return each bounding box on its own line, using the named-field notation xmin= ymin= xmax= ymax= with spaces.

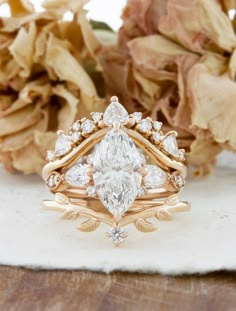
xmin=92 ymin=128 xmax=144 ymax=216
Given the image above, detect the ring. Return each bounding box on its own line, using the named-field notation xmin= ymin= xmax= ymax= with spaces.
xmin=42 ymin=96 xmax=190 ymax=246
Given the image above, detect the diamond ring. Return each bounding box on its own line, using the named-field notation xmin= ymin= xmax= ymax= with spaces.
xmin=42 ymin=96 xmax=190 ymax=246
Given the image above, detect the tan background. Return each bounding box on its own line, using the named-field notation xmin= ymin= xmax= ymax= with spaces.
xmin=0 ymin=267 xmax=236 ymax=310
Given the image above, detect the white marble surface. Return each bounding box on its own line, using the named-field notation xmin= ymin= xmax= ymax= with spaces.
xmin=0 ymin=153 xmax=235 ymax=274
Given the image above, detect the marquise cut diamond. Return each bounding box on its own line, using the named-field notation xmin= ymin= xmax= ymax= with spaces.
xmin=92 ymin=128 xmax=144 ymax=216
xmin=94 ymin=170 xmax=142 ymax=215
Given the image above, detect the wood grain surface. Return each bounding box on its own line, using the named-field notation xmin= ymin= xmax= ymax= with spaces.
xmin=0 ymin=266 xmax=236 ymax=311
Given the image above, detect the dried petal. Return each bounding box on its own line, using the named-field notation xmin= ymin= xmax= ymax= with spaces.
xmin=7 ymin=0 xmax=34 ymax=16
xmin=9 ymin=21 xmax=36 ymax=77
xmin=45 ymin=35 xmax=98 ymax=112
xmin=0 ymin=104 xmax=41 ymax=136
xmin=159 ymin=0 xmax=236 ymax=53
xmin=52 ymin=85 xmax=78 ymax=130
xmin=189 ymin=60 xmax=236 ymax=149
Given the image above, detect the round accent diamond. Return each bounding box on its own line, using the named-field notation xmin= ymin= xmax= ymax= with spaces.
xmin=144 ymin=165 xmax=167 ymax=188
xmin=178 ymin=149 xmax=185 ymax=161
xmin=132 ymin=112 xmax=142 ymax=122
xmin=107 ymin=226 xmax=127 ymax=245
xmin=171 ymin=172 xmax=185 ymax=189
xmin=86 ymin=153 xmax=95 ymax=164
xmin=92 ymin=112 xmax=102 ymax=123
xmin=139 ymin=119 xmax=152 ymax=133
xmin=71 ymin=132 xmax=81 ymax=143
xmin=46 ymin=150 xmax=55 ymax=161
xmin=81 ymin=120 xmax=94 ymax=133
xmin=153 ymin=121 xmax=162 ymax=131
xmin=152 ymin=132 xmax=161 ymax=143
xmin=87 ymin=185 xmax=96 ymax=197
xmin=65 ymin=163 xmax=90 ymax=187
xmin=138 ymin=186 xmax=146 ymax=197
xmin=46 ymin=173 xmax=61 ymax=189
xmin=72 ymin=121 xmax=80 ymax=131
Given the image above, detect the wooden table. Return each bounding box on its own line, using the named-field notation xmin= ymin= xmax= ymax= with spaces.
xmin=0 ymin=266 xmax=236 ymax=310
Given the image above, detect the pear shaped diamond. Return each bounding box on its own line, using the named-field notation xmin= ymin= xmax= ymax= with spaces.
xmin=162 ymin=134 xmax=179 ymax=157
xmin=65 ymin=163 xmax=90 ymax=187
xmin=55 ymin=133 xmax=72 ymax=157
xmin=92 ymin=129 xmax=144 ymax=216
xmin=103 ymin=102 xmax=129 ymax=126
xmin=144 ymin=165 xmax=166 ymax=188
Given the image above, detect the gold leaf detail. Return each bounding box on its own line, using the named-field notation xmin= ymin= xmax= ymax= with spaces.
xmin=55 ymin=193 xmax=69 ymax=204
xmin=61 ymin=210 xmax=80 ymax=220
xmin=165 ymin=194 xmax=179 ymax=205
xmin=135 ymin=219 xmax=157 ymax=232
xmin=156 ymin=209 xmax=173 ymax=221
xmin=77 ymin=218 xmax=100 ymax=232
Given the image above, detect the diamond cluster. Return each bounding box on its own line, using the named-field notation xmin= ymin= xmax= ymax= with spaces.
xmin=46 ymin=115 xmax=100 ymax=161
xmin=46 ymin=97 xmax=184 ymax=162
xmin=46 ymin=99 xmax=185 ymax=217
xmin=44 ymin=98 xmax=187 ymax=244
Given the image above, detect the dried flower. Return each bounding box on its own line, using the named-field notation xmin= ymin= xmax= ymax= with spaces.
xmin=101 ymin=0 xmax=236 ymax=175
xmin=0 ymin=0 xmax=104 ymax=174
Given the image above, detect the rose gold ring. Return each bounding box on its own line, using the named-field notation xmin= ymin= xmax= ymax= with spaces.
xmin=42 ymin=96 xmax=190 ymax=245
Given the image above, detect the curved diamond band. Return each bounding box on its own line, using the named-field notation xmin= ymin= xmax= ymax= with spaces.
xmin=42 ymin=96 xmax=190 ymax=245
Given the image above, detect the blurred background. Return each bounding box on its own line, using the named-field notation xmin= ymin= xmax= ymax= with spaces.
xmin=0 ymin=0 xmax=126 ymax=30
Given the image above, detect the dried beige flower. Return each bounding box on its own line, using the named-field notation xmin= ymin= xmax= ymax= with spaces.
xmin=101 ymin=0 xmax=236 ymax=175
xmin=0 ymin=0 xmax=104 ymax=174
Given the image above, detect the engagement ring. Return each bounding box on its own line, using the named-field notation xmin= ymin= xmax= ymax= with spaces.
xmin=42 ymin=96 xmax=190 ymax=245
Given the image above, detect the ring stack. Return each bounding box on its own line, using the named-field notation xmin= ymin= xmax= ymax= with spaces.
xmin=42 ymin=96 xmax=190 ymax=246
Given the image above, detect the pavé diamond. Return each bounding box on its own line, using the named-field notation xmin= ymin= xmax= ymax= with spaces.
xmin=139 ymin=119 xmax=152 ymax=133
xmin=178 ymin=149 xmax=185 ymax=161
xmin=103 ymin=102 xmax=129 ymax=126
xmin=65 ymin=163 xmax=90 ymax=187
xmin=71 ymin=131 xmax=81 ymax=143
xmin=171 ymin=172 xmax=185 ymax=189
xmin=92 ymin=112 xmax=102 ymax=123
xmin=81 ymin=120 xmax=94 ymax=133
xmin=92 ymin=128 xmax=144 ymax=216
xmin=46 ymin=173 xmax=60 ymax=189
xmin=46 ymin=150 xmax=55 ymax=161
xmin=162 ymin=134 xmax=179 ymax=157
xmin=138 ymin=186 xmax=146 ymax=197
xmin=55 ymin=133 xmax=72 ymax=156
xmin=153 ymin=121 xmax=162 ymax=131
xmin=144 ymin=165 xmax=167 ymax=188
xmin=87 ymin=185 xmax=96 ymax=197
xmin=132 ymin=112 xmax=142 ymax=122
xmin=72 ymin=121 xmax=80 ymax=131
xmin=152 ymin=132 xmax=161 ymax=143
